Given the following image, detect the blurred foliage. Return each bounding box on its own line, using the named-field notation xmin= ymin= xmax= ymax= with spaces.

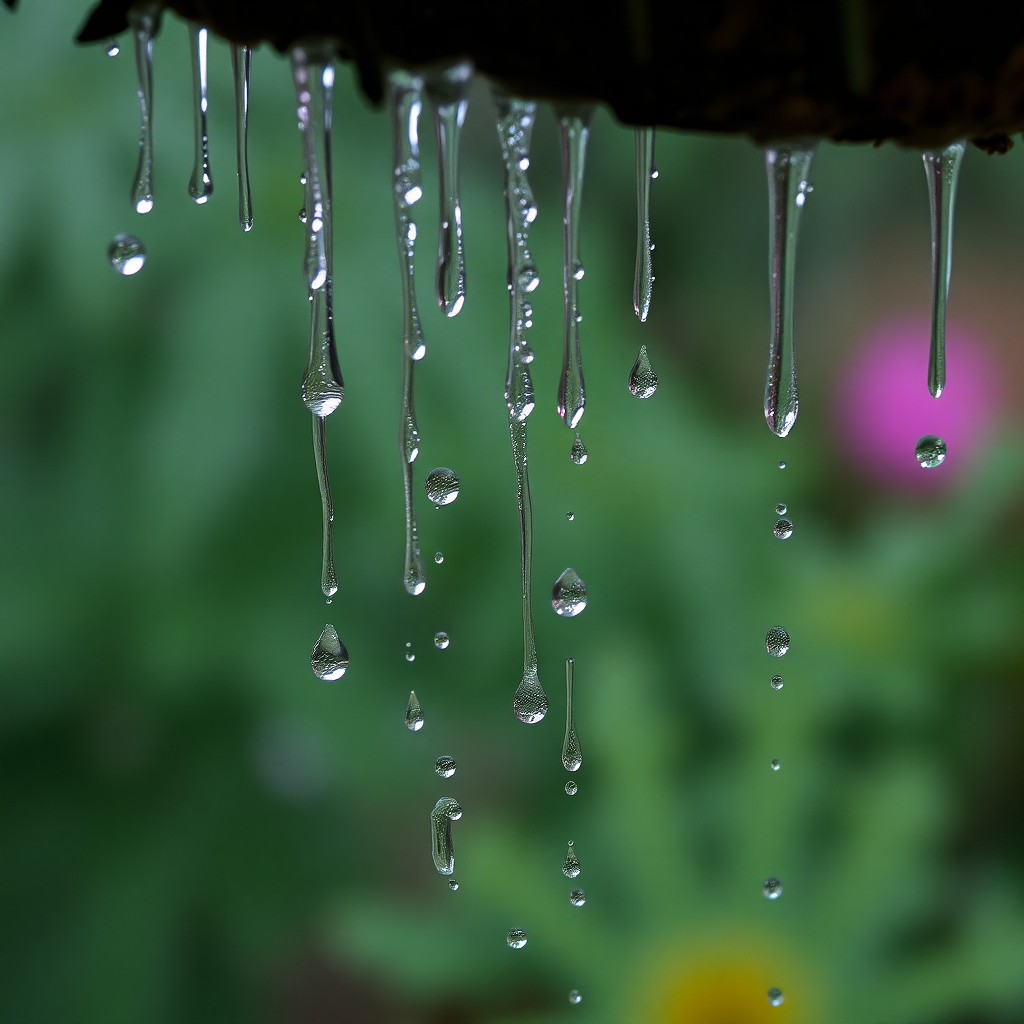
xmin=3 ymin=3 xmax=1024 ymax=1023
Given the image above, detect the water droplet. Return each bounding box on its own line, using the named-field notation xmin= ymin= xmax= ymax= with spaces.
xmin=763 ymin=877 xmax=783 ymax=900
xmin=107 ymin=233 xmax=146 ymax=275
xmin=562 ymin=842 xmax=581 ymax=878
xmin=299 ymin=207 xmax=307 ymax=223
xmin=773 ymin=518 xmax=793 ymax=539
xmin=915 ymin=434 xmax=947 ymax=468
xmin=448 ymin=878 xmax=459 ymax=890
xmin=775 ymin=503 xmax=787 ymax=515
xmin=566 ymin=511 xmax=574 ymax=521
xmin=431 ymin=796 xmax=462 ymax=874
xmin=230 ymin=44 xmax=253 ymax=231
xmin=105 ymin=39 xmax=120 ymax=56
xmin=405 ymin=651 xmax=415 ymax=662
xmin=779 ymin=460 xmax=786 ymax=469
xmin=425 ymin=467 xmax=460 ymax=505
xmin=552 ymin=568 xmax=588 ymax=617
xmin=434 ymin=631 xmax=450 ymax=649
xmin=187 ymin=24 xmax=214 ymax=205
xmin=766 ymin=627 xmax=790 ymax=658
xmin=569 ymin=889 xmax=586 ymax=907
xmin=628 ymin=344 xmax=658 ymax=399
xmin=565 ymin=780 xmax=578 ymax=795
xmin=771 ymin=759 xmax=780 ymax=771
xmin=434 ymin=551 xmax=444 ymax=564
xmin=405 ymin=690 xmax=424 ymax=730
xmin=768 ymin=987 xmax=785 ymax=1007
xmin=562 ymin=658 xmax=582 ymax=771
xmin=435 ymin=755 xmax=456 ymax=778
xmin=570 ymin=432 xmax=588 ymax=465
xmin=299 ymin=171 xmax=307 ymax=185
xmin=506 ymin=928 xmax=528 ymax=949
xmin=771 ymin=675 xmax=784 ymax=690
xmin=310 ymin=623 xmax=348 ymax=680
xmin=128 ymin=5 xmax=158 ymax=215
xmin=634 ymin=127 xmax=655 ymax=321
xmin=514 ymin=666 xmax=548 ymax=724
xmin=569 ymin=990 xmax=582 ymax=1005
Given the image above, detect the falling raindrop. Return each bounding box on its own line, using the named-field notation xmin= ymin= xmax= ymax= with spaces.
xmin=763 ymin=143 xmax=816 ymax=437
xmin=562 ymin=841 xmax=581 ymax=878
xmin=186 ymin=24 xmax=213 ymax=204
xmin=922 ymin=141 xmax=965 ymax=398
xmin=430 ymin=796 xmax=462 ymax=874
xmin=566 ymin=511 xmax=574 ymax=521
xmin=569 ymin=990 xmax=582 ymax=1005
xmin=771 ymin=759 xmax=780 ymax=771
xmin=775 ymin=503 xmax=787 ymax=515
xmin=552 ymin=568 xmax=588 ymax=617
xmin=405 ymin=690 xmax=424 ymax=730
xmin=424 ymin=467 xmax=459 ymax=506
xmin=107 ymin=233 xmax=145 ymax=275
xmin=230 ymin=44 xmax=253 ymax=231
xmin=763 ymin=877 xmax=783 ymax=900
xmin=628 ymin=344 xmax=658 ymax=398
xmin=569 ymin=889 xmax=586 ymax=907
xmin=434 ymin=631 xmax=450 ymax=649
xmin=312 ymin=414 xmax=337 ymax=598
xmin=634 ymin=126 xmax=655 ymax=321
xmin=773 ymin=518 xmax=793 ymax=539
xmin=915 ymin=434 xmax=947 ymax=468
xmin=570 ymin=432 xmax=588 ymax=465
xmin=436 ymin=755 xmax=456 ymax=778
xmin=768 ymin=988 xmax=785 ymax=1007
xmin=128 ymin=3 xmax=159 ymax=214
xmin=766 ymin=627 xmax=790 ymax=657
xmin=506 ymin=928 xmax=528 ymax=949
xmin=405 ymin=650 xmax=415 ymax=662
xmin=310 ymin=623 xmax=348 ymax=680
xmin=105 ymin=39 xmax=120 ymax=57
xmin=779 ymin=460 xmax=786 ymax=469
xmin=434 ymin=551 xmax=444 ymax=564
xmin=425 ymin=62 xmax=473 ymax=316
xmin=771 ymin=675 xmax=784 ymax=690
xmin=447 ymin=879 xmax=459 ymax=890
xmin=562 ymin=658 xmax=582 ymax=771
xmin=565 ymin=780 xmax=578 ymax=795
xmin=555 ymin=104 xmax=594 ymax=429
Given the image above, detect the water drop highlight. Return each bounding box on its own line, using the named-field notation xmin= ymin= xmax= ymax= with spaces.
xmin=915 ymin=434 xmax=946 ymax=468
xmin=552 ymin=568 xmax=588 ymax=617
xmin=766 ymin=627 xmax=790 ymax=657
xmin=425 ymin=467 xmax=460 ymax=505
xmin=310 ymin=624 xmax=348 ymax=680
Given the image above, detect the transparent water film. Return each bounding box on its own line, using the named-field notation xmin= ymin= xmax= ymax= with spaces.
xmin=128 ymin=3 xmax=160 ymax=214
xmin=562 ymin=841 xmax=581 ymax=878
xmin=555 ymin=104 xmax=594 ymax=429
xmin=763 ymin=876 xmax=783 ymax=900
xmin=565 ymin=780 xmax=578 ymax=795
xmin=495 ymin=92 xmax=547 ymax=726
xmin=435 ymin=755 xmax=456 ymax=778
xmin=771 ymin=758 xmax=781 ymax=771
xmin=310 ymin=623 xmax=348 ymax=680
xmin=230 ymin=44 xmax=253 ymax=231
xmin=425 ymin=61 xmax=473 ymax=316
xmin=916 ymin=434 xmax=947 ymax=468
xmin=922 ymin=141 xmax=965 ymax=398
xmin=506 ymin=927 xmax=528 ymax=949
xmin=771 ymin=675 xmax=784 ymax=690
xmin=768 ymin=988 xmax=785 ymax=1007
xmin=405 ymin=690 xmax=424 ymax=731
xmin=108 ymin=233 xmax=145 ymax=275
xmin=312 ymin=414 xmax=337 ymax=597
xmin=569 ymin=889 xmax=586 ymax=907
xmin=430 ymin=796 xmax=462 ymax=875
xmin=763 ymin=143 xmax=816 ymax=437
xmin=628 ymin=343 xmax=658 ymax=398
xmin=775 ymin=502 xmax=787 ymax=515
xmin=433 ymin=631 xmax=450 ymax=649
xmin=389 ymin=69 xmax=428 ymax=595
xmin=562 ymin=658 xmax=582 ymax=771
xmin=766 ymin=626 xmax=790 ymax=657
xmin=187 ymin=24 xmax=213 ymax=204
xmin=424 ymin=467 xmax=459 ymax=506
xmin=570 ymin=432 xmax=588 ymax=465
xmin=552 ymin=568 xmax=588 ymax=617
xmin=569 ymin=990 xmax=582 ymax=1005
xmin=633 ymin=127 xmax=655 ymax=321
xmin=773 ymin=518 xmax=793 ymax=539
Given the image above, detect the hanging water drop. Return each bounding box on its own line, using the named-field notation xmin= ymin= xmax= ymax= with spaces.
xmin=633 ymin=127 xmax=655 ymax=321
xmin=186 ymin=24 xmax=213 ymax=204
xmin=564 ymin=780 xmax=578 ymax=795
xmin=425 ymin=467 xmax=459 ymax=506
xmin=128 ymin=3 xmax=159 ymax=214
xmin=763 ymin=143 xmax=816 ymax=437
xmin=775 ymin=503 xmax=787 ymax=515
xmin=915 ymin=434 xmax=947 ymax=468
xmin=434 ymin=551 xmax=444 ymax=564
xmin=434 ymin=631 xmax=450 ymax=649
xmin=773 ymin=518 xmax=793 ymax=539
xmin=562 ymin=658 xmax=582 ymax=771
xmin=569 ymin=889 xmax=586 ymax=907
xmin=312 ymin=414 xmax=337 ymax=598
xmin=766 ymin=626 xmax=790 ymax=657
xmin=107 ymin=233 xmax=145 ymax=275
xmin=405 ymin=690 xmax=424 ymax=730
xmin=430 ymin=796 xmax=462 ymax=874
xmin=570 ymin=432 xmax=588 ymax=465
xmin=310 ymin=623 xmax=348 ymax=680
xmin=768 ymin=987 xmax=785 ymax=1007
xmin=763 ymin=877 xmax=783 ymax=900
xmin=771 ymin=759 xmax=780 ymax=771
xmin=435 ymin=755 xmax=456 ymax=778
xmin=552 ymin=568 xmax=588 ymax=617
xmin=922 ymin=141 xmax=965 ymax=398
xmin=771 ymin=675 xmax=784 ymax=690
xmin=569 ymin=990 xmax=582 ymax=1005
xmin=628 ymin=344 xmax=658 ymax=399
xmin=562 ymin=841 xmax=581 ymax=878
xmin=506 ymin=928 xmax=527 ymax=949
xmin=230 ymin=44 xmax=253 ymax=231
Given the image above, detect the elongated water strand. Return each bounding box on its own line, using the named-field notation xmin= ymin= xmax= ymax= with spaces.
xmin=312 ymin=414 xmax=337 ymax=598
xmin=187 ymin=23 xmax=213 ymax=203
xmin=128 ymin=3 xmax=160 ymax=214
xmin=763 ymin=143 xmax=816 ymax=437
xmin=562 ymin=658 xmax=582 ymax=771
xmin=389 ymin=69 xmax=428 ymax=595
xmin=634 ymin=127 xmax=655 ymax=321
xmin=426 ymin=62 xmax=473 ymax=316
xmin=923 ymin=141 xmax=965 ymax=398
xmin=430 ymin=796 xmax=462 ymax=875
xmin=555 ymin=106 xmax=594 ymax=429
xmin=231 ymin=43 xmax=253 ymax=231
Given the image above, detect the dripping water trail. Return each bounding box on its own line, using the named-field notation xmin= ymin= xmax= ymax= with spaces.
xmin=562 ymin=658 xmax=582 ymax=771
xmin=431 ymin=796 xmax=462 ymax=874
xmin=634 ymin=127 xmax=655 ymax=321
xmin=555 ymin=105 xmax=594 ymax=429
xmin=389 ymin=69 xmax=427 ymax=595
xmin=231 ymin=44 xmax=253 ymax=231
xmin=187 ymin=23 xmax=213 ymax=203
xmin=494 ymin=91 xmax=546 ymax=723
xmin=312 ymin=413 xmax=337 ymax=598
xmin=128 ymin=3 xmax=160 ymax=214
xmin=425 ymin=62 xmax=473 ymax=316
xmin=922 ymin=141 xmax=965 ymax=399
xmin=763 ymin=143 xmax=816 ymax=437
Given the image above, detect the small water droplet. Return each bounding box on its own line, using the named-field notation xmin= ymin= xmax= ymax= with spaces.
xmin=572 ymin=261 xmax=585 ymax=281
xmin=566 ymin=511 xmax=574 ymax=521
xmin=310 ymin=623 xmax=349 ymax=680
xmin=105 ymin=39 xmax=120 ymax=56
xmin=570 ymin=433 xmax=588 ymax=465
xmin=562 ymin=842 xmax=581 ymax=878
xmin=434 ymin=551 xmax=444 ymax=563
xmin=763 ymin=877 xmax=783 ymax=900
xmin=771 ymin=675 xmax=784 ymax=690
xmin=569 ymin=990 xmax=582 ymax=1005
xmin=405 ymin=690 xmax=424 ymax=730
xmin=425 ymin=467 xmax=460 ymax=505
xmin=766 ymin=627 xmax=790 ymax=658
xmin=107 ymin=233 xmax=146 ymax=275
xmin=299 ymin=171 xmax=307 ymax=185
xmin=569 ymin=889 xmax=586 ymax=907
xmin=768 ymin=987 xmax=785 ymax=1007
xmin=565 ymin=780 xmax=578 ymax=795
xmin=779 ymin=461 xmax=786 ymax=469
xmin=436 ymin=755 xmax=456 ymax=778
xmin=434 ymin=631 xmax=450 ymax=650
xmin=506 ymin=928 xmax=527 ymax=949
xmin=915 ymin=434 xmax=947 ymax=468
xmin=628 ymin=344 xmax=658 ymax=399
xmin=552 ymin=568 xmax=588 ymax=617
xmin=299 ymin=207 xmax=307 ymax=223
xmin=775 ymin=503 xmax=787 ymax=515
xmin=448 ymin=878 xmax=459 ymax=890
xmin=771 ymin=759 xmax=780 ymax=771
xmin=773 ymin=518 xmax=793 ymax=539
xmin=405 ymin=651 xmax=415 ymax=662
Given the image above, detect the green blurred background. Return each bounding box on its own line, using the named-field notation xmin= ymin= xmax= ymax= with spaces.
xmin=4 ymin=3 xmax=1024 ymax=1022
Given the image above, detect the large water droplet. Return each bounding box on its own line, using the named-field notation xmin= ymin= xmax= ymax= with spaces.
xmin=405 ymin=690 xmax=424 ymax=731
xmin=506 ymin=928 xmax=528 ymax=949
xmin=552 ymin=568 xmax=588 ymax=617
xmin=569 ymin=990 xmax=582 ymax=1005
xmin=771 ymin=675 xmax=784 ymax=690
xmin=430 ymin=796 xmax=462 ymax=874
xmin=562 ymin=658 xmax=582 ymax=771
xmin=186 ymin=24 xmax=213 ymax=204
xmin=514 ymin=666 xmax=548 ymax=724
xmin=766 ymin=627 xmax=790 ymax=657
xmin=565 ymin=780 xmax=578 ymax=795
xmin=562 ymin=841 xmax=581 ymax=878
xmin=569 ymin=889 xmax=586 ymax=907
xmin=436 ymin=755 xmax=456 ymax=778
xmin=763 ymin=877 xmax=783 ymax=900
xmin=310 ymin=623 xmax=348 ymax=680
xmin=434 ymin=631 xmax=450 ymax=649
xmin=768 ymin=988 xmax=785 ymax=1007
xmin=425 ymin=467 xmax=460 ymax=505
xmin=915 ymin=434 xmax=947 ymax=468
xmin=108 ymin=233 xmax=146 ymax=275
xmin=628 ymin=344 xmax=658 ymax=399
xmin=773 ymin=518 xmax=793 ymax=539
xmin=570 ymin=432 xmax=588 ymax=465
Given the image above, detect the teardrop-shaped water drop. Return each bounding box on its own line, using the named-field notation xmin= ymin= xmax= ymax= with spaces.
xmin=628 ymin=344 xmax=658 ymax=398
xmin=425 ymin=467 xmax=459 ymax=505
xmin=633 ymin=127 xmax=655 ymax=321
xmin=430 ymin=796 xmax=462 ymax=874
xmin=128 ymin=4 xmax=160 ymax=214
xmin=506 ymin=927 xmax=527 ymax=949
xmin=514 ymin=666 xmax=548 ymax=724
xmin=405 ymin=690 xmax=424 ymax=731
xmin=186 ymin=24 xmax=213 ymax=204
xmin=552 ymin=568 xmax=587 ymax=617
xmin=310 ymin=623 xmax=348 ymax=680
xmin=763 ymin=876 xmax=783 ymax=900
xmin=773 ymin=518 xmax=793 ymax=539
xmin=569 ymin=889 xmax=586 ymax=907
xmin=915 ymin=434 xmax=946 ymax=468
xmin=435 ymin=755 xmax=456 ymax=778
xmin=766 ymin=626 xmax=790 ymax=657
xmin=230 ymin=44 xmax=253 ymax=231
xmin=570 ymin=432 xmax=588 ymax=465
xmin=562 ymin=658 xmax=582 ymax=771
xmin=768 ymin=987 xmax=785 ymax=1007
xmin=562 ymin=841 xmax=581 ymax=878
xmin=108 ymin=233 xmax=145 ymax=275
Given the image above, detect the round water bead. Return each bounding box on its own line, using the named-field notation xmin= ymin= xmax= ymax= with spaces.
xmin=405 ymin=651 xmax=415 ymax=662
xmin=775 ymin=503 xmax=787 ymax=515
xmin=506 ymin=928 xmax=528 ymax=949
xmin=771 ymin=675 xmax=784 ymax=690
xmin=436 ymin=755 xmax=456 ymax=779
xmin=105 ymin=39 xmax=120 ymax=56
xmin=766 ymin=627 xmax=790 ymax=658
xmin=779 ymin=460 xmax=786 ymax=469
xmin=434 ymin=631 xmax=450 ymax=650
xmin=768 ymin=987 xmax=785 ymax=1007
xmin=569 ymin=990 xmax=582 ymax=1005
xmin=771 ymin=759 xmax=780 ymax=771
xmin=447 ymin=879 xmax=459 ymax=891
xmin=108 ymin=233 xmax=146 ymax=276
xmin=763 ymin=877 xmax=783 ymax=900
xmin=425 ymin=467 xmax=460 ymax=505
xmin=565 ymin=780 xmax=578 ymax=796
xmin=552 ymin=568 xmax=588 ymax=617
xmin=434 ymin=551 xmax=444 ymax=564
xmin=569 ymin=889 xmax=586 ymax=907
xmin=566 ymin=511 xmax=575 ymax=521
xmin=773 ymin=518 xmax=794 ymax=539
xmin=915 ymin=434 xmax=947 ymax=469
